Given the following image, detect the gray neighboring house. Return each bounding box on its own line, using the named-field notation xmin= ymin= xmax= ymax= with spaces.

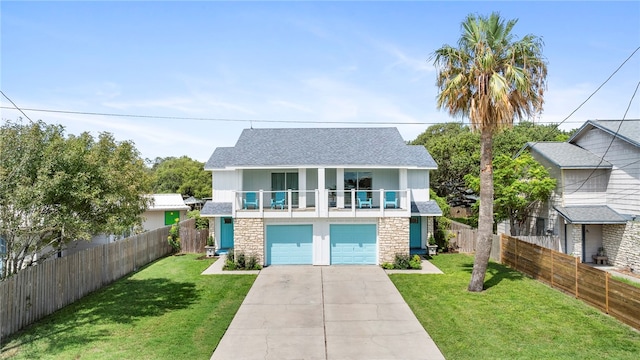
xmin=522 ymin=120 xmax=640 ymax=271
xmin=200 ymin=127 xmax=442 ymax=266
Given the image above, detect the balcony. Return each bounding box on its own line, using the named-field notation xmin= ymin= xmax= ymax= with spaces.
xmin=233 ymin=189 xmax=411 ymax=218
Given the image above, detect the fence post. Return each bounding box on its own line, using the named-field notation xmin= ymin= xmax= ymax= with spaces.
xmin=605 ymin=272 xmax=610 ymax=314
xmin=575 ymin=256 xmax=579 ymax=299
xmin=551 ymin=251 xmax=555 ymax=287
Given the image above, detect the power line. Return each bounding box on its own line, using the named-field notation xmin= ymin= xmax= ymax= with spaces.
xmin=0 ymin=90 xmax=33 ymax=122
xmin=2 ymin=106 xmax=640 ymax=128
xmin=552 ymin=46 xmax=640 ymax=129
xmin=568 ymin=81 xmax=640 ymax=194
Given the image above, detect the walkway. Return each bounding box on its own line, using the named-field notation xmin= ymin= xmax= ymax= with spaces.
xmin=210 ymin=265 xmax=445 ymax=360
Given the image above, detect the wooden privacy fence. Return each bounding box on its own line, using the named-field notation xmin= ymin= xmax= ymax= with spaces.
xmin=447 ymin=221 xmax=501 ymax=262
xmin=179 ymin=218 xmax=209 ymax=254
xmin=0 ymin=225 xmax=177 ymax=340
xmin=501 ymin=234 xmax=640 ymax=330
xmin=515 ymin=235 xmax=561 ymax=252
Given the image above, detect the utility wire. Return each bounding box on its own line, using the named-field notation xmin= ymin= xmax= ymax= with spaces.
xmin=2 ymin=105 xmax=639 ymax=127
xmin=568 ymin=80 xmax=640 ymax=194
xmin=0 ymin=90 xmax=33 ymax=122
xmin=552 ymin=46 xmax=640 ymax=130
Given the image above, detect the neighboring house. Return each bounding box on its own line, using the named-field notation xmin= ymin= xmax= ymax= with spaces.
xmin=521 ymin=120 xmax=639 ymax=271
xmin=141 ymin=193 xmax=190 ymax=231
xmin=200 ymin=127 xmax=442 ymax=266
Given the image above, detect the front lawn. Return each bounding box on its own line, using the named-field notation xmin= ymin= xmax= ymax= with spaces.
xmin=391 ymin=254 xmax=640 ymax=360
xmin=1 ymin=254 xmax=256 ymax=360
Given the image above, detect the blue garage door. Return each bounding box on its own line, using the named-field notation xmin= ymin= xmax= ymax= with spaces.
xmin=330 ymin=224 xmax=377 ymax=264
xmin=266 ymin=225 xmax=313 ymax=265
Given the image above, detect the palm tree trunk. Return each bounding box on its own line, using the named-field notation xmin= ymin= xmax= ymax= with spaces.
xmin=468 ymin=127 xmax=494 ymax=292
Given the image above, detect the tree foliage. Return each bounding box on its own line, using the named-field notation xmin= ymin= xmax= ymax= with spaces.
xmin=465 ymin=153 xmax=556 ymax=236
xmin=412 ymin=121 xmax=569 ymax=202
xmin=0 ymin=120 xmax=151 ymax=279
xmin=431 ymin=12 xmax=547 ymax=291
xmin=150 ymin=156 xmax=211 ymax=199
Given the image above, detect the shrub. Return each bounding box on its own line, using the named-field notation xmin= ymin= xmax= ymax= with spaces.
xmin=409 ymin=255 xmax=422 ymax=270
xmin=388 ymin=254 xmax=422 ymax=270
xmin=167 ymin=223 xmax=181 ymax=253
xmin=393 ymin=254 xmax=411 ymax=269
xmin=236 ymin=253 xmax=246 ymax=269
xmin=222 ymin=259 xmax=236 ymax=270
xmin=187 ymin=210 xmax=209 ymax=229
xmin=227 ymin=248 xmax=235 ymax=263
xmin=224 ymin=251 xmax=262 ymax=271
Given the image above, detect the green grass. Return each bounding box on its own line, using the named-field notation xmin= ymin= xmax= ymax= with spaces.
xmin=391 ymin=254 xmax=640 ymax=360
xmin=613 ymin=275 xmax=640 ymax=288
xmin=1 ymin=254 xmax=256 ymax=360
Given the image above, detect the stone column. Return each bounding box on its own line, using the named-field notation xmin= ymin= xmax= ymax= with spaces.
xmin=233 ymin=218 xmax=265 ymax=264
xmin=378 ymin=217 xmax=410 ymax=264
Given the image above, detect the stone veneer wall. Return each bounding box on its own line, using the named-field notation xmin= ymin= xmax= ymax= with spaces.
xmin=570 ymin=224 xmax=583 ymax=259
xmin=233 ymin=218 xmax=265 ymax=264
xmin=603 ymin=221 xmax=640 ymax=273
xmin=208 ymin=218 xmax=216 ymax=246
xmin=378 ymin=217 xmax=409 ymax=264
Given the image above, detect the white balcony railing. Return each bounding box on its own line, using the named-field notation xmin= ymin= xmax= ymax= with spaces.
xmin=232 ymin=189 xmax=411 ymax=218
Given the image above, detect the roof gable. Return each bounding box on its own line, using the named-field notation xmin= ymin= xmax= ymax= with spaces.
xmin=523 ymin=142 xmax=612 ymax=169
xmin=205 ymin=127 xmax=437 ymax=169
xmin=569 ymin=119 xmax=640 ymax=148
xmin=146 ymin=194 xmax=189 ymax=211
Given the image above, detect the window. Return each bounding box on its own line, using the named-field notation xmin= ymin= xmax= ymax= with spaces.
xmin=344 ymin=171 xmax=372 ymax=206
xmin=272 ymin=172 xmax=299 ymax=206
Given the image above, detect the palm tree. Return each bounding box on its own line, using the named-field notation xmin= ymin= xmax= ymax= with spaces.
xmin=431 ymin=12 xmax=547 ymax=291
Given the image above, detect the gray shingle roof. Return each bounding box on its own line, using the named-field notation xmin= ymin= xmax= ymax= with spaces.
xmin=554 ymin=205 xmax=627 ymax=224
xmin=524 ymin=142 xmax=612 ymax=169
xmin=200 ymin=201 xmax=232 ymax=217
xmin=570 ymin=120 xmax=640 ymax=148
xmin=205 ymin=128 xmax=437 ymax=169
xmin=411 ymin=201 xmax=443 ymax=216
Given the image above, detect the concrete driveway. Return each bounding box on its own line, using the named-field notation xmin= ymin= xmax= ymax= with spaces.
xmin=211 ymin=266 xmax=445 ymax=360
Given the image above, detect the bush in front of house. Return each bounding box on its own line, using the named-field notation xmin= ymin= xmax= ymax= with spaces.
xmin=223 ymin=249 xmax=262 ymax=271
xmin=381 ymin=254 xmax=422 ymax=270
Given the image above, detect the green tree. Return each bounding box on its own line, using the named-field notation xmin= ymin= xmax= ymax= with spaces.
xmin=150 ymin=156 xmax=211 ymax=199
xmin=0 ymin=120 xmax=151 ymax=279
xmin=412 ymin=122 xmax=569 ymax=202
xmin=411 ymin=123 xmax=479 ymax=199
xmin=432 ymin=13 xmax=547 ymax=291
xmin=465 ymin=153 xmax=556 ymax=236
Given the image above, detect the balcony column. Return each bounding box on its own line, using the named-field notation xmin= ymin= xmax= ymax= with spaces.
xmin=299 ymin=168 xmax=307 ymax=209
xmin=318 ymin=168 xmax=327 ymax=217
xmin=399 ymin=168 xmax=408 ymax=209
xmin=337 ymin=168 xmax=344 ymax=208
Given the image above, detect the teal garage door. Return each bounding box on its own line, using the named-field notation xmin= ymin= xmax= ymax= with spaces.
xmin=330 ymin=224 xmax=377 ymax=264
xmin=266 ymin=225 xmax=313 ymax=265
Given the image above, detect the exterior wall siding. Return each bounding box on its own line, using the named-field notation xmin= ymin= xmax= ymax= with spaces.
xmin=378 ymin=217 xmax=409 ymax=264
xmin=233 ymin=218 xmax=265 ymax=265
xmin=575 ymin=128 xmax=640 ymax=214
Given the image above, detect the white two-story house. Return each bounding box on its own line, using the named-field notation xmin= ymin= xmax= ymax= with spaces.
xmin=200 ymin=127 xmax=442 ymax=266
xmin=522 ymin=120 xmax=639 ymax=271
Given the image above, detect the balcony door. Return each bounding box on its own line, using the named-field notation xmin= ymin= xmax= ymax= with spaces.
xmin=344 ymin=171 xmax=372 ymax=207
xmin=272 ymin=172 xmax=299 ymax=207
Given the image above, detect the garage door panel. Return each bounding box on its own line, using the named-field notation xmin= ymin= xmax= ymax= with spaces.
xmin=330 ymin=224 xmax=377 ymax=265
xmin=266 ymin=225 xmax=313 ymax=265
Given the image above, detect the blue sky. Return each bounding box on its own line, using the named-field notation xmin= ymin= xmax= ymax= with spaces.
xmin=2 ymin=1 xmax=639 ymax=162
